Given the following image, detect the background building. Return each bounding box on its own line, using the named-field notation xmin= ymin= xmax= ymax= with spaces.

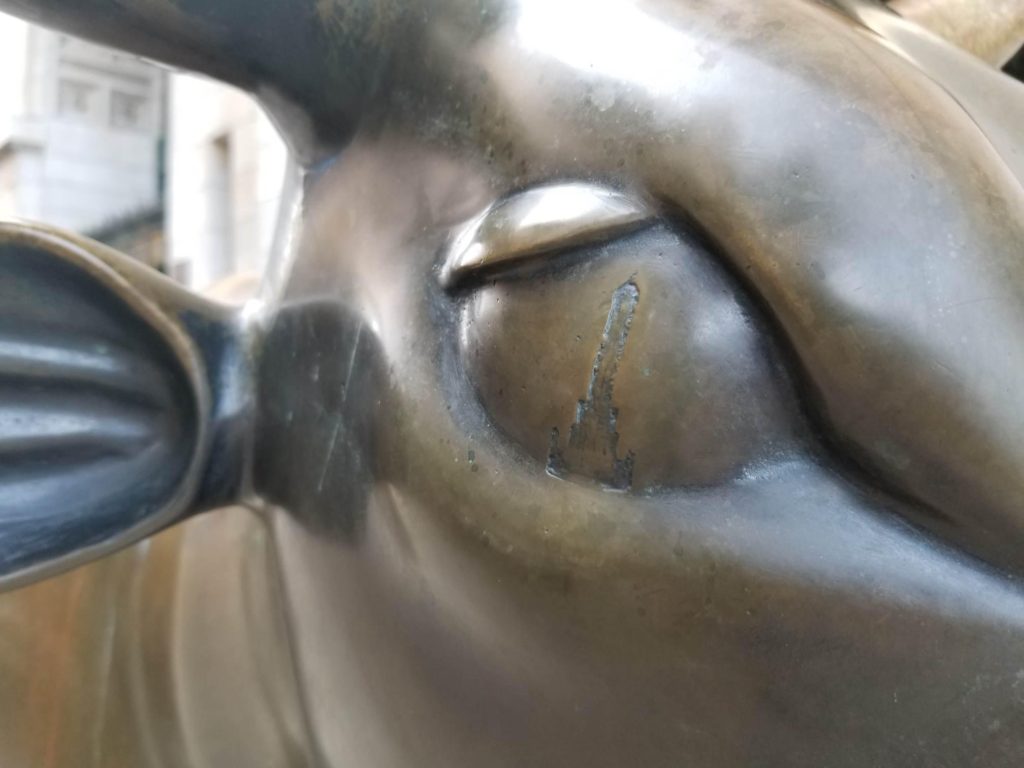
xmin=0 ymin=13 xmax=289 ymax=287
xmin=165 ymin=74 xmax=288 ymax=290
xmin=0 ymin=14 xmax=166 ymax=267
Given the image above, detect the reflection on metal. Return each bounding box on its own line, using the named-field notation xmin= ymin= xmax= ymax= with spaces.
xmin=0 ymin=0 xmax=1023 ymax=766
xmin=440 ymin=184 xmax=651 ymax=289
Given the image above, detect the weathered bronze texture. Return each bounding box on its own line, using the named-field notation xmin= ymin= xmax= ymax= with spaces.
xmin=0 ymin=0 xmax=1023 ymax=765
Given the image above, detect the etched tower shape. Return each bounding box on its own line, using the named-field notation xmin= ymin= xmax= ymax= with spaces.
xmin=548 ymin=280 xmax=639 ymax=489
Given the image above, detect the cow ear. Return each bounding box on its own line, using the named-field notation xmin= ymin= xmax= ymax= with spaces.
xmin=0 ymin=223 xmax=246 ymax=589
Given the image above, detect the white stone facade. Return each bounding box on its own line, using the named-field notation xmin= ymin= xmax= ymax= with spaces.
xmin=0 ymin=14 xmax=164 ymax=235
xmin=0 ymin=15 xmax=291 ymax=288
xmin=166 ymin=74 xmax=289 ymax=291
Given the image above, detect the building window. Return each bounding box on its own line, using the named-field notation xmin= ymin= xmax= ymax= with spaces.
xmin=110 ymin=91 xmax=148 ymax=130
xmin=58 ymin=79 xmax=95 ymax=117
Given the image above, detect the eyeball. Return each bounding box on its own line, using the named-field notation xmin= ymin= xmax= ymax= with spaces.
xmin=447 ymin=184 xmax=808 ymax=492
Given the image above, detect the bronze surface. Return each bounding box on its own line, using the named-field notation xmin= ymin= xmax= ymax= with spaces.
xmin=0 ymin=0 xmax=1023 ymax=765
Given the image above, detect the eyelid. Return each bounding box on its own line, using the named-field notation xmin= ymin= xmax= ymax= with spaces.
xmin=440 ymin=183 xmax=654 ymax=289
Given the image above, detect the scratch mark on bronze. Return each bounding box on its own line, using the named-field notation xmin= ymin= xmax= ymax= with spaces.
xmin=317 ymin=415 xmax=342 ymax=494
xmin=340 ymin=324 xmax=362 ymax=405
xmin=548 ymin=280 xmax=638 ymax=490
xmin=317 ymin=325 xmax=362 ymax=492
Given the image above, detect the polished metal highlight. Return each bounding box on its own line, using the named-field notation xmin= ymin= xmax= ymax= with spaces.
xmin=0 ymin=0 xmax=1023 ymax=766
xmin=440 ymin=184 xmax=652 ymax=288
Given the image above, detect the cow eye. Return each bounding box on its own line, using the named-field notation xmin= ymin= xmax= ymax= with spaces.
xmin=445 ymin=184 xmax=808 ymax=492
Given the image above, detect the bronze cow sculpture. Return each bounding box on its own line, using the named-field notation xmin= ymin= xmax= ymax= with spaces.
xmin=0 ymin=0 xmax=1023 ymax=765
